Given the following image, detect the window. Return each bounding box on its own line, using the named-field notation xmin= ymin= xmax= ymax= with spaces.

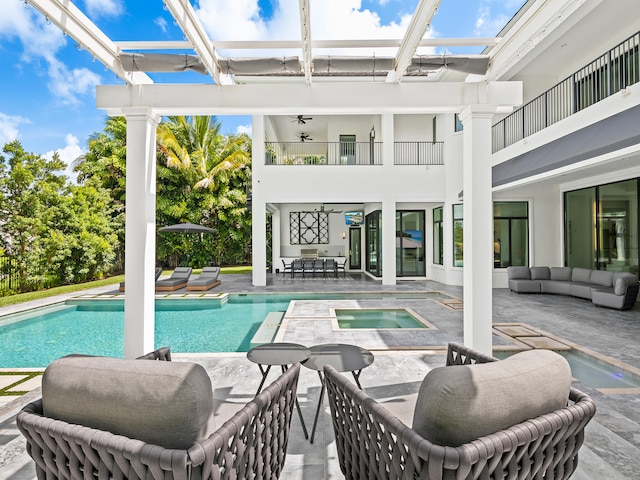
xmin=339 ymin=134 xmax=356 ymax=164
xmin=433 ymin=207 xmax=443 ymax=265
xmin=493 ymin=202 xmax=529 ymax=268
xmin=454 ymin=114 xmax=463 ymax=132
xmin=366 ymin=211 xmax=381 ymax=276
xmin=565 ymin=179 xmax=638 ymax=272
xmin=453 ymin=204 xmax=463 ymax=267
xmin=396 ymin=211 xmax=425 ymax=276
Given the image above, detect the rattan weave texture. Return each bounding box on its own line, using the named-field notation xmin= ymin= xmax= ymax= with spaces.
xmin=17 ymin=355 xmax=300 ymax=480
xmin=324 ymin=343 xmax=596 ymax=480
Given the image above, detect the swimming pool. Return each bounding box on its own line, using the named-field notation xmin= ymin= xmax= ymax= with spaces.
xmin=335 ymin=309 xmax=429 ymax=329
xmin=1 ymin=292 xmax=454 ymax=368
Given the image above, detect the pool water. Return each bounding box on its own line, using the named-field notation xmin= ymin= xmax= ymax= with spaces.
xmin=336 ymin=309 xmax=427 ymax=329
xmin=495 ymin=349 xmax=640 ymax=389
xmin=1 ymin=297 xmax=288 ymax=368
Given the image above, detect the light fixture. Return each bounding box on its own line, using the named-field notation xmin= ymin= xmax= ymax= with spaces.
xmin=370 ymin=127 xmax=375 ymax=139
xmin=342 ymin=231 xmax=347 ymax=239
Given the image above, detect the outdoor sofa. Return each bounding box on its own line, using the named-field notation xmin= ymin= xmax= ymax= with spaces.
xmin=508 ymin=266 xmax=640 ymax=310
xmin=324 ymin=342 xmax=596 ymax=480
xmin=186 ymin=266 xmax=221 ymax=291
xmin=17 ymin=348 xmax=301 ymax=480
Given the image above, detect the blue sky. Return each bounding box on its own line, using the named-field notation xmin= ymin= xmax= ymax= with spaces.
xmin=0 ymin=0 xmax=524 ymax=173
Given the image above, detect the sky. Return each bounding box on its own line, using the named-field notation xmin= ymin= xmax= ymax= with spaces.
xmin=0 ymin=0 xmax=524 ymax=175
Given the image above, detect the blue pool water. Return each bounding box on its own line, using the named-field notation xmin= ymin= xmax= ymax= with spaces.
xmin=1 ymin=296 xmax=288 ymax=368
xmin=336 ymin=309 xmax=427 ymax=329
xmin=1 ymin=292 xmax=451 ymax=368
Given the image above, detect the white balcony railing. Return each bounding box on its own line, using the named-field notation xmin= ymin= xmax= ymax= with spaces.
xmin=265 ymin=141 xmax=444 ymax=166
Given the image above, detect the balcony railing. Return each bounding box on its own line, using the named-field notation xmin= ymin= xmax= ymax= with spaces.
xmin=266 ymin=142 xmax=382 ymax=165
xmin=492 ymin=30 xmax=640 ymax=153
xmin=265 ymin=141 xmax=444 ymax=166
xmin=394 ymin=141 xmax=444 ymax=165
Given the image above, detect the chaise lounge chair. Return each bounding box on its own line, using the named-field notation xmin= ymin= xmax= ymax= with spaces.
xmin=155 ymin=266 xmax=192 ymax=291
xmin=119 ymin=267 xmax=162 ymax=292
xmin=186 ymin=266 xmax=221 ymax=291
xmin=17 ymin=350 xmax=301 ymax=480
xmin=324 ymin=342 xmax=596 ymax=480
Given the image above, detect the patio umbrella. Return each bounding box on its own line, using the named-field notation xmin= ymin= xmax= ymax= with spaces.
xmin=158 ymin=223 xmax=215 ymax=233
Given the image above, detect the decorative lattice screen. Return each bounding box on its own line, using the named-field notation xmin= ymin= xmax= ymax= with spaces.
xmin=290 ymin=212 xmax=329 ymax=244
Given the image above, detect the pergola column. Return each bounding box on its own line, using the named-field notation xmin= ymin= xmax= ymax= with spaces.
xmin=459 ymin=105 xmax=496 ymax=355
xmin=252 ymin=115 xmax=267 ymax=286
xmin=123 ymin=108 xmax=160 ymax=359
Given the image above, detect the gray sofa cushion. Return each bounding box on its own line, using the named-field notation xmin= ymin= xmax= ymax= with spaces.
xmin=570 ymin=283 xmax=594 ymax=299
xmin=613 ymin=273 xmax=639 ymax=295
xmin=42 ymin=356 xmax=215 ymax=450
xmin=412 ymin=349 xmax=571 ymax=447
xmin=530 ymin=266 xmax=550 ymax=280
xmin=571 ymin=267 xmax=592 ymax=284
xmin=590 ymin=270 xmax=614 ymax=288
xmin=507 ymin=266 xmax=531 ymax=279
xmin=550 ymin=267 xmax=572 ymax=281
xmin=509 ymin=279 xmax=541 ymax=293
xmin=541 ymin=280 xmax=571 ymax=295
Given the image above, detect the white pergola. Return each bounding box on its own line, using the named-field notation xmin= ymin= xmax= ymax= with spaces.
xmin=26 ymin=0 xmax=522 ymax=357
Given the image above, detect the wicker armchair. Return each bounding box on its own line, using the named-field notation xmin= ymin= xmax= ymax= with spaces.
xmin=324 ymin=342 xmax=596 ymax=480
xmin=17 ymin=352 xmax=300 ymax=480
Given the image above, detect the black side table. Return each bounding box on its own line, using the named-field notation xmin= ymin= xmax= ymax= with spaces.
xmin=247 ymin=342 xmax=311 ymax=439
xmin=303 ymin=343 xmax=375 ymax=443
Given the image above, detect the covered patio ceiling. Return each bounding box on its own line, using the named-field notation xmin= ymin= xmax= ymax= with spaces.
xmin=26 ymin=0 xmax=501 ymax=86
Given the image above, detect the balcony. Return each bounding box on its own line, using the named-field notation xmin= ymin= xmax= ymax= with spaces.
xmin=265 ymin=141 xmax=444 ymax=166
xmin=492 ymin=30 xmax=640 ymax=152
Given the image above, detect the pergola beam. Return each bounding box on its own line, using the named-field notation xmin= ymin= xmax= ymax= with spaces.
xmin=299 ymin=0 xmax=312 ymax=85
xmin=27 ymin=0 xmax=152 ymax=85
xmin=387 ymin=0 xmax=442 ymax=83
xmin=163 ymin=0 xmax=222 ymax=85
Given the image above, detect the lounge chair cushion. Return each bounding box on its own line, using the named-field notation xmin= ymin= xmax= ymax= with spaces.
xmin=412 ymin=349 xmax=571 ymax=447
xmin=42 ymin=356 xmax=215 ymax=450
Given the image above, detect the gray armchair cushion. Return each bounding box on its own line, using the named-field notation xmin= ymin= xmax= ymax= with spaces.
xmin=550 ymin=267 xmax=572 ymax=281
xmin=42 ymin=356 xmax=215 ymax=450
xmin=530 ymin=266 xmax=550 ymax=280
xmin=614 ymin=275 xmax=634 ymax=295
xmin=412 ymin=349 xmax=571 ymax=447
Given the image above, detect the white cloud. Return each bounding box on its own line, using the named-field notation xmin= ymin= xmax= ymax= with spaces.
xmin=45 ymin=134 xmax=85 ymax=183
xmin=475 ymin=5 xmax=511 ymax=37
xmin=83 ymin=0 xmax=124 ymax=18
xmin=155 ymin=17 xmax=169 ymax=33
xmin=196 ymin=0 xmax=421 ymax=56
xmin=0 ymin=113 xmax=29 ymax=146
xmin=237 ymin=124 xmax=252 ymax=136
xmin=0 ymin=2 xmax=102 ymax=105
xmin=47 ymin=58 xmax=102 ymax=106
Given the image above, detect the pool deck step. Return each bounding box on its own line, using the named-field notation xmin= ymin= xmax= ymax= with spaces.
xmin=250 ymin=312 xmax=285 ymax=347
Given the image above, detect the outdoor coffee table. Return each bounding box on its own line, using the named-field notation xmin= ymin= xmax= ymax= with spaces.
xmin=303 ymin=343 xmax=375 ymax=443
xmin=246 ymin=342 xmax=311 ymax=438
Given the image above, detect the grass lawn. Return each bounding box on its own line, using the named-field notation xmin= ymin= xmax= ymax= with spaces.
xmin=0 ymin=266 xmax=252 ymax=308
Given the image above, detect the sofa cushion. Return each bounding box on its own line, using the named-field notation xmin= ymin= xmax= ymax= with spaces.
xmin=507 ymin=266 xmax=531 ymax=280
xmin=530 ymin=266 xmax=550 ymax=280
xmin=550 ymin=267 xmax=572 ymax=281
xmin=590 ymin=270 xmax=614 ymax=288
xmin=571 ymin=267 xmax=592 ymax=284
xmin=411 ymin=350 xmax=571 ymax=447
xmin=42 ymin=356 xmax=215 ymax=450
xmin=614 ymin=275 xmax=635 ymax=295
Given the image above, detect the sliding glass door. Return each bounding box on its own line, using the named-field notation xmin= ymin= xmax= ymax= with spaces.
xmin=396 ymin=211 xmax=425 ymax=276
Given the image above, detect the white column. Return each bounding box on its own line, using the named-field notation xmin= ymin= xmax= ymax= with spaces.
xmin=252 ymin=115 xmax=267 ymax=286
xmin=382 ymin=199 xmax=397 ymax=285
xmin=123 ymin=109 xmax=160 ymax=359
xmin=459 ymin=105 xmax=495 ymax=355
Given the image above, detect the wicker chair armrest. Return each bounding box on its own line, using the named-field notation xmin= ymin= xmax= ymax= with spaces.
xmin=446 ymin=342 xmax=498 ymax=366
xmin=136 ymin=347 xmax=172 ymax=361
xmin=17 ymin=363 xmax=301 ymax=480
xmin=324 ymin=361 xmax=596 ymax=480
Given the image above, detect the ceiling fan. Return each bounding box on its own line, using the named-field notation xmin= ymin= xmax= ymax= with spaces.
xmin=298 ymin=133 xmax=313 ymax=142
xmin=317 ymin=203 xmax=343 ymax=214
xmin=291 ymin=115 xmax=313 ymax=124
